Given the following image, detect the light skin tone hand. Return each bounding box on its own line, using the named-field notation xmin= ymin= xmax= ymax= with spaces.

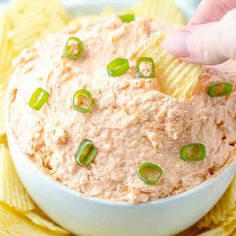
xmin=189 ymin=0 xmax=236 ymax=25
xmin=164 ymin=0 xmax=236 ymax=65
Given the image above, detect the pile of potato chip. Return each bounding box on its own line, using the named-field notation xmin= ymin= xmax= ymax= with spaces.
xmin=0 ymin=0 xmax=71 ymax=234
xmin=0 ymin=0 xmax=235 ymax=235
xmin=196 ymin=177 xmax=236 ymax=236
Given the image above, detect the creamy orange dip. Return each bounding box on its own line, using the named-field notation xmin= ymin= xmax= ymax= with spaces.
xmin=8 ymin=16 xmax=236 ymax=204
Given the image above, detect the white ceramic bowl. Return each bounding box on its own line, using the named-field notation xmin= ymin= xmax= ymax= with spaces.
xmin=6 ymin=125 xmax=236 ymax=236
xmin=5 ymin=1 xmax=236 ymax=236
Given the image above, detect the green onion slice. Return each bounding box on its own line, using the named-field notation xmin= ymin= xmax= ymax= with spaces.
xmin=76 ymin=140 xmax=97 ymax=167
xmin=138 ymin=162 xmax=163 ymax=185
xmin=64 ymin=36 xmax=84 ymax=60
xmin=207 ymin=82 xmax=233 ymax=97
xmin=180 ymin=143 xmax=206 ymax=161
xmin=136 ymin=57 xmax=155 ymax=78
xmin=119 ymin=14 xmax=135 ymax=23
xmin=73 ymin=89 xmax=92 ymax=113
xmin=107 ymin=58 xmax=129 ymax=77
xmin=29 ymin=87 xmax=49 ymax=111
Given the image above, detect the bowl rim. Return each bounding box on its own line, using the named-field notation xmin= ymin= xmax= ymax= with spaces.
xmin=6 ymin=121 xmax=236 ymax=207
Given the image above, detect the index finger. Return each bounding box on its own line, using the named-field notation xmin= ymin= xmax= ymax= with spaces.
xmin=188 ymin=0 xmax=236 ymax=25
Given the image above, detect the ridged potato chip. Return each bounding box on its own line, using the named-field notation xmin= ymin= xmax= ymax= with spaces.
xmin=0 ymin=89 xmax=6 ymax=135
xmin=0 ymin=13 xmax=13 ymax=94
xmin=0 ymin=67 xmax=12 ymax=91
xmin=0 ymin=203 xmax=66 ymax=236
xmin=197 ymin=227 xmax=227 ymax=236
xmin=221 ymin=208 xmax=236 ymax=235
xmin=0 ymin=13 xmax=13 ymax=67
xmin=5 ymin=0 xmax=69 ymax=54
xmin=0 ymin=68 xmax=12 ymax=138
xmin=0 ymin=144 xmax=35 ymax=212
xmin=74 ymin=0 xmax=185 ymax=26
xmin=25 ymin=211 xmax=70 ymax=235
xmin=198 ymin=177 xmax=236 ymax=228
xmin=130 ymin=32 xmax=202 ymax=98
xmin=198 ymin=213 xmax=236 ymax=236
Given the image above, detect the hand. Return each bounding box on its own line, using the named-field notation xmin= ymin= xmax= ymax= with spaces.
xmin=164 ymin=0 xmax=236 ymax=65
xmin=189 ymin=0 xmax=236 ymax=25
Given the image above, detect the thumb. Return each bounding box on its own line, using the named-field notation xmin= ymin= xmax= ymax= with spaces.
xmin=164 ymin=9 xmax=236 ymax=65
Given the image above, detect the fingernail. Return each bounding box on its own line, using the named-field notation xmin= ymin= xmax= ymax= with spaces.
xmin=163 ymin=31 xmax=191 ymax=58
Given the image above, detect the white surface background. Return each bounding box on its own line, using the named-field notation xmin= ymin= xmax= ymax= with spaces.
xmin=0 ymin=0 xmax=137 ymax=15
xmin=0 ymin=0 xmax=8 ymax=8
